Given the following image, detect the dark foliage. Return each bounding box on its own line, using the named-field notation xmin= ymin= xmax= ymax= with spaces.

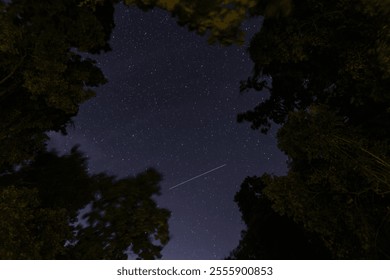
xmin=228 ymin=176 xmax=330 ymax=259
xmin=0 ymin=0 xmax=114 ymax=171
xmin=0 ymin=148 xmax=170 ymax=259
xmin=232 ymin=0 xmax=390 ymax=259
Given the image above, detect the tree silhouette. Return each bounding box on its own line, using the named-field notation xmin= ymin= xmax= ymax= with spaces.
xmin=0 ymin=147 xmax=170 ymax=259
xmin=82 ymin=0 xmax=286 ymax=45
xmin=0 ymin=0 xmax=114 ymax=171
xmin=0 ymin=0 xmax=173 ymax=260
xmin=238 ymin=0 xmax=390 ymax=133
xmin=264 ymin=107 xmax=390 ymax=258
xmin=233 ymin=0 xmax=390 ymax=258
xmin=0 ymin=186 xmax=71 ymax=259
xmin=228 ymin=176 xmax=330 ymax=259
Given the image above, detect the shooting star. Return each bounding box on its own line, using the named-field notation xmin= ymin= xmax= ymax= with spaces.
xmin=169 ymin=164 xmax=227 ymax=190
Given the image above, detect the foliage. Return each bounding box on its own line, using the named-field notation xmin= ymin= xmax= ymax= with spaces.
xmin=228 ymin=176 xmax=330 ymax=259
xmin=1 ymin=146 xmax=96 ymax=217
xmin=265 ymin=107 xmax=390 ymax=258
xmin=0 ymin=0 xmax=172 ymax=260
xmin=123 ymin=0 xmax=258 ymax=45
xmin=238 ymin=0 xmax=390 ymax=132
xmin=70 ymin=168 xmax=170 ymax=260
xmin=0 ymin=148 xmax=170 ymax=259
xmin=232 ymin=0 xmax=390 ymax=258
xmin=0 ymin=0 xmax=115 ymax=171
xmin=0 ymin=186 xmax=71 ymax=259
xmin=83 ymin=0 xmax=293 ymax=45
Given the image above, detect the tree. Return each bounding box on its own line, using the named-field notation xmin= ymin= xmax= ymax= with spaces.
xmin=0 ymin=147 xmax=170 ymax=259
xmin=0 ymin=186 xmax=71 ymax=259
xmin=228 ymin=176 xmax=330 ymax=259
xmin=83 ymin=0 xmax=290 ymax=45
xmin=123 ymin=0 xmax=258 ymax=45
xmin=0 ymin=0 xmax=115 ymax=171
xmin=263 ymin=107 xmax=390 ymax=258
xmin=238 ymin=0 xmax=390 ymax=134
xmin=232 ymin=0 xmax=390 ymax=258
xmin=1 ymin=0 xmax=170 ymax=257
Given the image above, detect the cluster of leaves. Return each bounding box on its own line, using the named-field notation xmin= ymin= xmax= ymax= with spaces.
xmin=232 ymin=0 xmax=390 ymax=259
xmin=83 ymin=0 xmax=265 ymax=45
xmin=227 ymin=176 xmax=330 ymax=259
xmin=0 ymin=148 xmax=170 ymax=259
xmin=238 ymin=0 xmax=390 ymax=132
xmin=263 ymin=107 xmax=390 ymax=258
xmin=0 ymin=186 xmax=71 ymax=259
xmin=0 ymin=0 xmax=114 ymax=171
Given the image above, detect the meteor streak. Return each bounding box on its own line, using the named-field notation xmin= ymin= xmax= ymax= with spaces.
xmin=169 ymin=164 xmax=227 ymax=190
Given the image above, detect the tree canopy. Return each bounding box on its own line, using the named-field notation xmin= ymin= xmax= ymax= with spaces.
xmin=227 ymin=176 xmax=330 ymax=259
xmin=82 ymin=0 xmax=260 ymax=44
xmin=232 ymin=0 xmax=390 ymax=259
xmin=238 ymin=0 xmax=390 ymax=133
xmin=0 ymin=186 xmax=71 ymax=259
xmin=0 ymin=0 xmax=170 ymax=259
xmin=0 ymin=148 xmax=170 ymax=259
xmin=0 ymin=0 xmax=114 ymax=171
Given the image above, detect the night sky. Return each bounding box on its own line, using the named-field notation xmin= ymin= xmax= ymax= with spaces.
xmin=48 ymin=3 xmax=287 ymax=259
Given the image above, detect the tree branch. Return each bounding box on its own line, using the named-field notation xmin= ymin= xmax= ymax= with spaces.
xmin=0 ymin=54 xmax=26 ymax=86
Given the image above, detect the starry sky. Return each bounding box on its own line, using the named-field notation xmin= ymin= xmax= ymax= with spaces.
xmin=48 ymin=3 xmax=287 ymax=259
